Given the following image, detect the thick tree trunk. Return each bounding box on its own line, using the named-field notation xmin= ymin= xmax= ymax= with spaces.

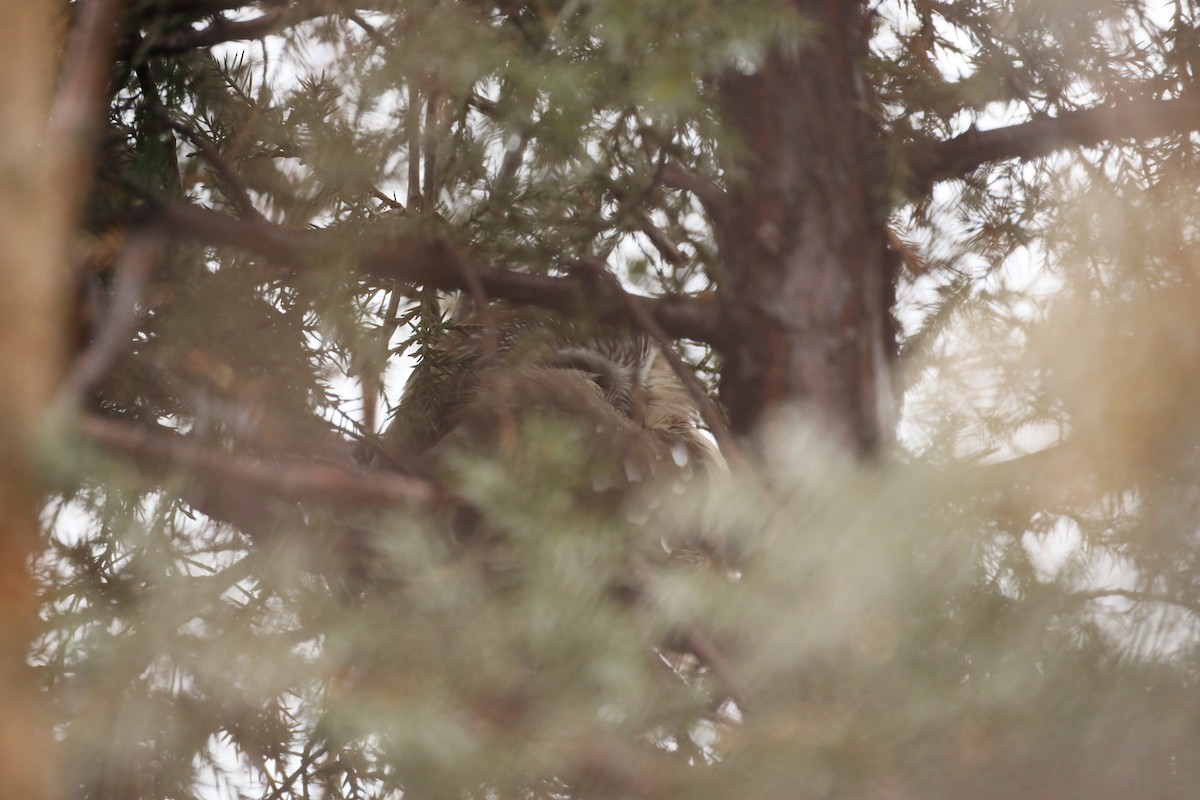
xmin=0 ymin=4 xmax=67 ymax=797
xmin=0 ymin=0 xmax=120 ymax=795
xmin=714 ymin=1 xmax=892 ymax=456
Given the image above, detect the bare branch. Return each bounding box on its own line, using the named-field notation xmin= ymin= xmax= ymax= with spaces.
xmin=632 ymin=210 xmax=686 ymax=268
xmin=406 ymin=84 xmax=423 ymax=209
xmin=467 ymin=92 xmax=498 ymax=116
xmin=423 ymin=91 xmax=440 ymax=209
xmin=346 ymin=11 xmax=389 ymax=48
xmin=659 ymin=163 xmax=728 ymax=221
xmin=369 ymin=187 xmax=406 ymax=211
xmin=912 ymin=94 xmax=1200 ymax=190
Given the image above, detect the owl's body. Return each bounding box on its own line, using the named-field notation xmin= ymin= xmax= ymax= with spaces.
xmin=379 ymin=305 xmax=722 ymax=497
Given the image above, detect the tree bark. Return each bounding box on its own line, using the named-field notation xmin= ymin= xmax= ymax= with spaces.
xmin=713 ymin=0 xmax=892 ymax=456
xmin=0 ymin=0 xmax=122 ymax=795
xmin=0 ymin=4 xmax=67 ymax=797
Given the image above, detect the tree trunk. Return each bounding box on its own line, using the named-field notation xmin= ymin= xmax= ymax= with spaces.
xmin=0 ymin=2 xmax=65 ymax=795
xmin=0 ymin=0 xmax=118 ymax=794
xmin=714 ymin=0 xmax=892 ymax=456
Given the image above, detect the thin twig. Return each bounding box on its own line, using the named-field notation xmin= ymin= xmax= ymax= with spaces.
xmin=595 ymin=147 xmax=667 ymax=263
xmin=422 ymin=90 xmax=440 ymax=209
xmin=363 ymin=283 xmax=407 ymax=433
xmin=495 ymin=133 xmax=527 ymax=195
xmin=633 ymin=210 xmax=686 ymax=267
xmin=406 ymin=84 xmax=422 ymax=209
xmin=369 ymin=187 xmax=405 ymax=211
xmin=466 ymin=92 xmax=498 ymax=116
xmin=168 ymin=118 xmax=264 ymax=220
xmin=379 ymin=283 xmax=406 ymax=348
xmin=606 ymin=153 xmax=688 ymax=268
xmin=659 ymin=163 xmax=728 ymax=222
xmin=347 ymin=11 xmax=389 ymax=48
xmin=261 ymin=745 xmax=328 ymax=800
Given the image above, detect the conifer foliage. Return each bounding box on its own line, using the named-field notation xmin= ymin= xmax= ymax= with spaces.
xmin=11 ymin=1 xmax=1200 ymax=797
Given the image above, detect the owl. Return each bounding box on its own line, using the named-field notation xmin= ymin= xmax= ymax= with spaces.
xmin=376 ymin=302 xmax=724 ymax=506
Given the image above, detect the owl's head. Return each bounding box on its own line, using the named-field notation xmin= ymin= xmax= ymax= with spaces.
xmin=380 ymin=303 xmax=723 ymax=492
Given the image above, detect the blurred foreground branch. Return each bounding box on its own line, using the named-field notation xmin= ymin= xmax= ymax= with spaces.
xmin=1 ymin=0 xmax=126 ymax=794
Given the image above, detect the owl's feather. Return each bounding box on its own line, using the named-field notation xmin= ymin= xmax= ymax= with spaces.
xmin=379 ymin=305 xmax=723 ymax=493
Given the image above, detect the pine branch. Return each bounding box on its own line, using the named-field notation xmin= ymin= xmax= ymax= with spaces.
xmin=135 ymin=0 xmax=287 ymax=16
xmin=119 ymin=5 xmax=310 ymax=58
xmin=124 ymin=0 xmax=398 ymax=57
xmin=911 ymin=93 xmax=1200 ymax=190
xmin=359 ymin=240 xmax=724 ymax=345
xmin=1068 ymin=588 xmax=1200 ymax=618
xmin=80 ymin=414 xmax=444 ymax=516
xmin=167 ymin=118 xmax=263 ymax=220
xmin=145 ymin=199 xmax=724 ymax=344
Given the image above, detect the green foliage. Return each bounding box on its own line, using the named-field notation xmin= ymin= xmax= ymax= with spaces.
xmin=42 ymin=1 xmax=1200 ymax=798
